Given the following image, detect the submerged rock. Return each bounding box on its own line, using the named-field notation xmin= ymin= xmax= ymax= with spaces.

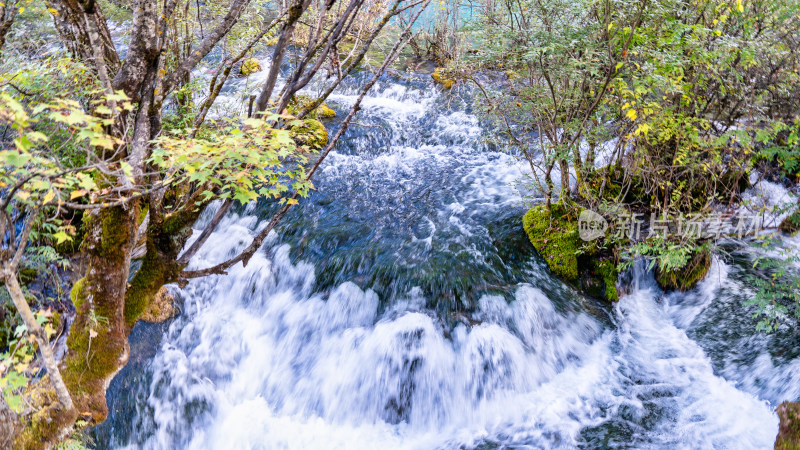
xmin=239 ymin=58 xmax=262 ymax=77
xmin=776 ymin=401 xmax=800 ymax=450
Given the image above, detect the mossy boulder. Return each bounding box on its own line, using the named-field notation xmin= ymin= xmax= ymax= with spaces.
xmin=432 ymin=68 xmax=455 ymax=89
xmin=583 ymin=258 xmax=619 ymax=302
xmin=289 ymin=118 xmax=329 ymax=150
xmin=239 ymin=58 xmax=262 ymax=77
xmin=654 ymin=247 xmax=712 ymax=292
xmin=523 ymin=203 xmax=619 ymax=302
xmin=287 ymin=94 xmax=336 ymax=120
xmin=776 ymin=401 xmax=800 ymax=450
xmin=139 ymin=286 xmax=178 ymax=323
xmin=523 ymin=204 xmax=580 ymax=282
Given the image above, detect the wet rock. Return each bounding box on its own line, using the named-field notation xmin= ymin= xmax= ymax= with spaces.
xmin=139 ymin=287 xmax=178 ymax=323
xmin=523 ymin=204 xmax=619 ymax=302
xmin=290 ymin=118 xmax=329 ymax=150
xmin=775 ymin=401 xmax=800 ymax=450
xmin=654 ymin=247 xmax=711 ymax=292
xmin=432 ymin=68 xmax=455 ymax=89
xmin=239 ymin=58 xmax=262 ymax=77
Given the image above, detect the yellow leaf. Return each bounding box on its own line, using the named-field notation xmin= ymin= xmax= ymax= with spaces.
xmin=736 ymin=0 xmax=743 ymax=12
xmin=626 ymin=109 xmax=638 ymax=121
xmin=70 ymin=189 xmax=88 ymax=200
xmin=286 ymin=198 xmax=299 ymax=206
xmin=43 ymin=190 xmax=55 ymax=204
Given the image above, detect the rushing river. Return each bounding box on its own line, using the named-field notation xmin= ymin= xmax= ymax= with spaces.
xmin=93 ymin=64 xmax=800 ymax=449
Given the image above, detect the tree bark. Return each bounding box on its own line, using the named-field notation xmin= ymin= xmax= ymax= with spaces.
xmin=0 ymin=0 xmax=19 ymax=53
xmin=254 ymin=0 xmax=312 ymax=113
xmin=45 ymin=0 xmax=119 ymax=71
xmin=2 ymin=274 xmax=75 ymax=412
xmin=61 ymin=205 xmax=138 ymax=422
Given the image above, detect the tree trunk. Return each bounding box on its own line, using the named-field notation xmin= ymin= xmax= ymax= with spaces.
xmin=559 ymin=158 xmax=571 ymax=200
xmin=0 ymin=0 xmax=19 ymax=53
xmin=45 ymin=0 xmax=120 ymax=71
xmin=2 ymin=274 xmax=74 ymax=412
xmin=61 ymin=205 xmax=138 ymax=422
xmin=254 ymin=0 xmax=310 ymax=113
xmin=0 ymin=391 xmax=21 ymax=449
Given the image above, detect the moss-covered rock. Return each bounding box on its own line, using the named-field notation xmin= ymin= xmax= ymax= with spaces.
xmin=239 ymin=58 xmax=262 ymax=77
xmin=287 ymin=94 xmax=336 ymax=120
xmin=523 ymin=204 xmax=580 ymax=283
xmin=432 ymin=68 xmax=455 ymax=89
xmin=139 ymin=286 xmax=178 ymax=323
xmin=586 ymin=258 xmax=619 ymax=302
xmin=655 ymin=247 xmax=712 ymax=291
xmin=14 ymin=376 xmax=78 ymax=449
xmin=523 ymin=203 xmax=620 ymax=302
xmin=776 ymin=401 xmax=800 ymax=450
xmin=290 ymin=118 xmax=329 ymax=150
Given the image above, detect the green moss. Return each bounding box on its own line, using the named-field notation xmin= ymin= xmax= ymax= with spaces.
xmin=124 ymin=255 xmax=167 ymax=327
xmin=523 ymin=203 xmax=620 ymax=302
xmin=432 ymin=68 xmax=455 ymax=89
xmin=523 ymin=204 xmax=580 ymax=283
xmin=655 ymin=247 xmax=712 ymax=291
xmin=290 ymin=119 xmax=329 ymax=151
xmin=100 ymin=208 xmax=131 ymax=256
xmin=776 ymin=401 xmax=800 ymax=450
xmin=15 ymin=378 xmax=78 ymax=450
xmin=594 ymin=259 xmax=619 ymax=301
xmin=69 ymin=277 xmax=87 ymax=309
xmin=239 ymin=58 xmax=262 ymax=77
xmin=18 ymin=268 xmax=37 ymax=284
xmin=287 ymin=95 xmax=336 ymax=120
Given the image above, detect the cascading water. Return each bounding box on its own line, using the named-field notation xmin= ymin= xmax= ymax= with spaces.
xmin=93 ymin=68 xmax=798 ymax=449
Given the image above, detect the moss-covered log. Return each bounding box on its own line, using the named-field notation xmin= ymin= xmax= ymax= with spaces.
xmin=124 ymin=210 xmax=194 ymax=327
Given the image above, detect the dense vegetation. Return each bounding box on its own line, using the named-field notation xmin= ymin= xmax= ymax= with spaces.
xmin=0 ymin=0 xmax=429 ymax=445
xmin=426 ymin=0 xmax=800 ymax=321
xmin=0 ymin=0 xmax=799 ymax=447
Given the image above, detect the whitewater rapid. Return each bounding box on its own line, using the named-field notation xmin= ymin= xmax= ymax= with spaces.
xmin=96 ymin=72 xmax=795 ymax=449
